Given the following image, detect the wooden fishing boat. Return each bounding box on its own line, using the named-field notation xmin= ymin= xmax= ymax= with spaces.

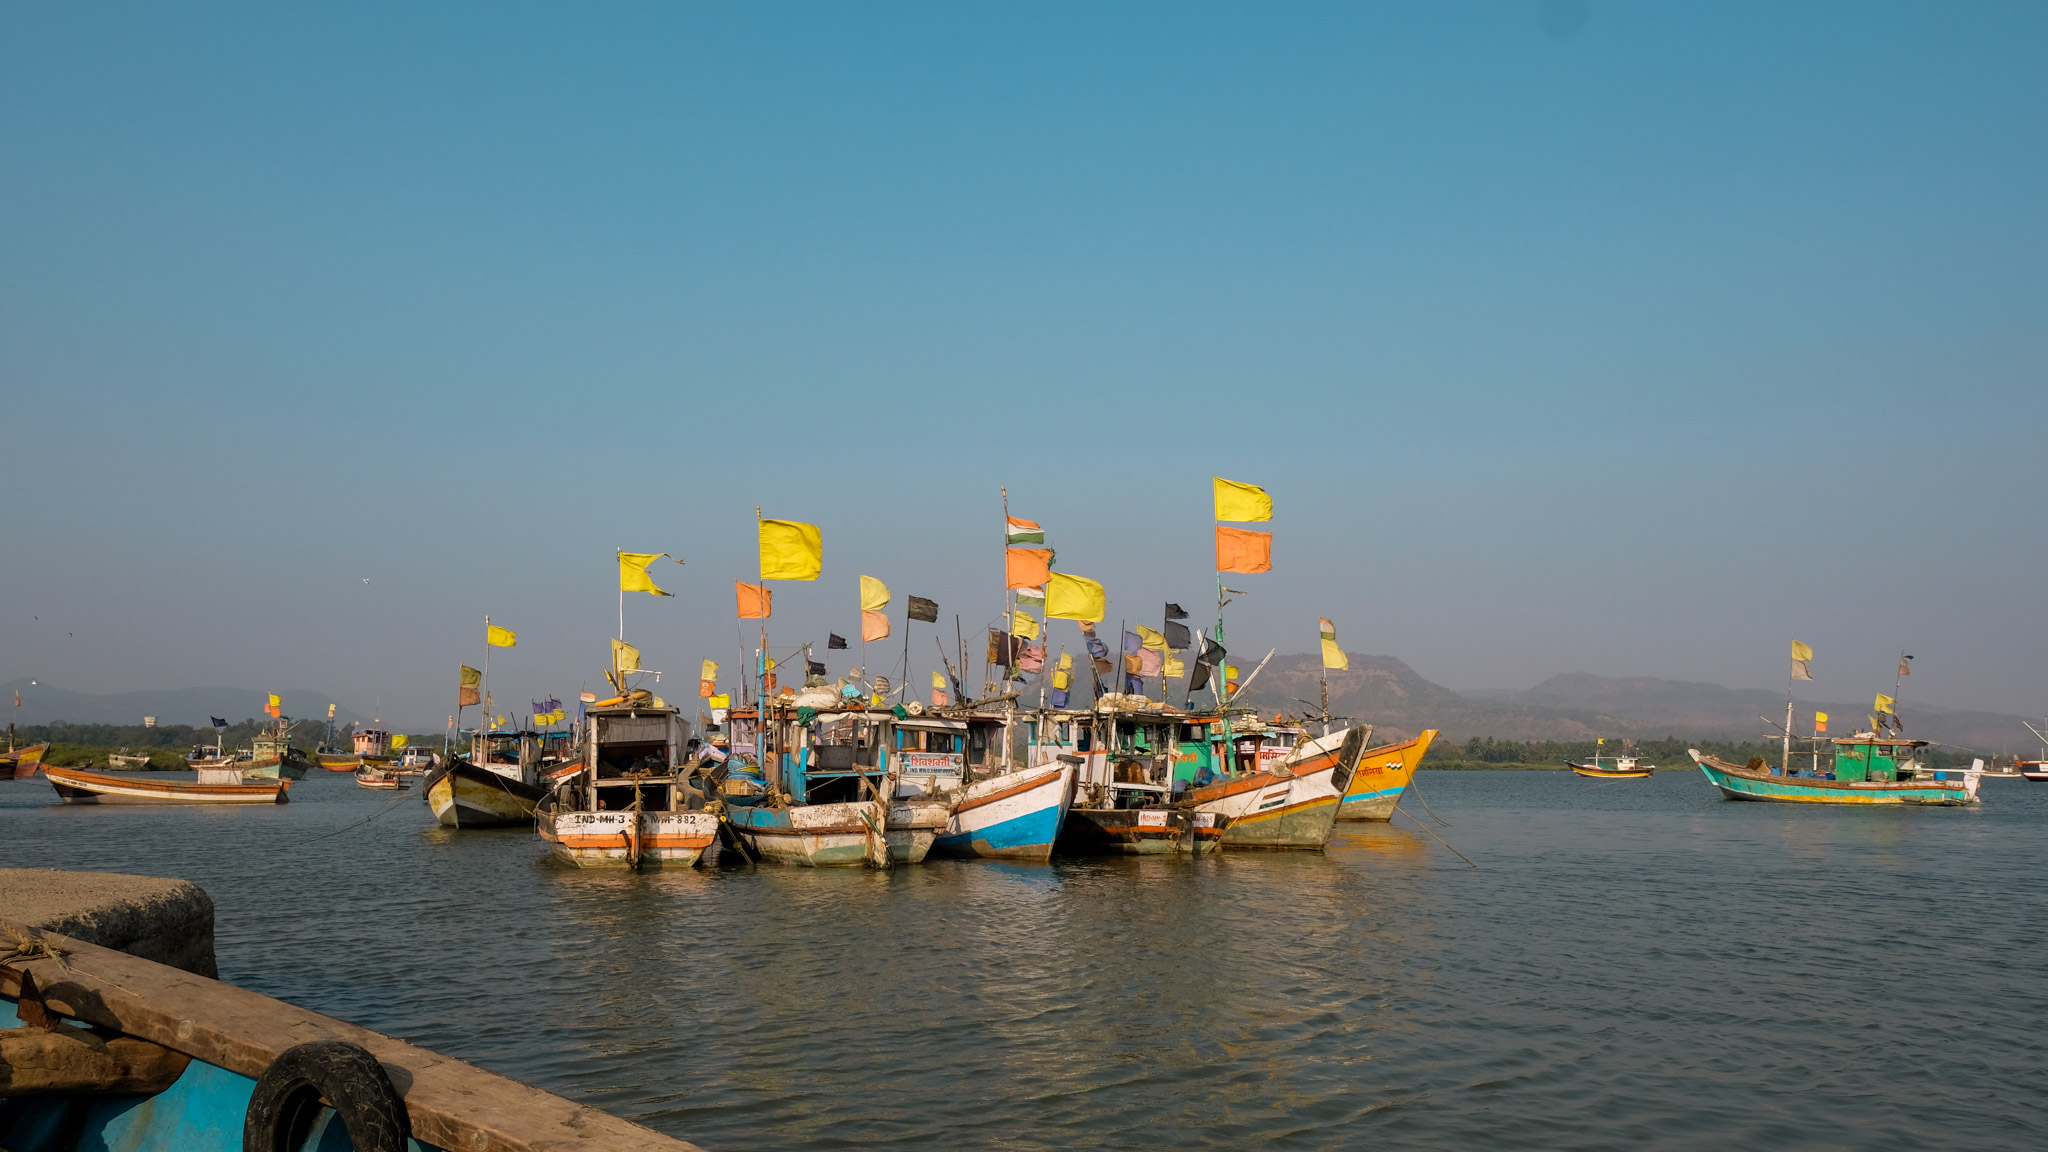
xmin=1186 ymin=725 xmax=1365 ymax=850
xmin=353 ymin=764 xmax=407 ymax=789
xmin=1337 ymin=729 xmax=1437 ymax=820
xmin=1049 ymin=707 xmax=1229 ymax=856
xmin=106 ymin=751 xmax=153 ymax=770
xmin=931 ymin=760 xmax=1076 ymax=861
xmin=1690 ymin=741 xmax=1982 ymax=805
xmin=2019 ymin=761 xmax=2048 ymax=782
xmin=5 ymin=742 xmax=51 ymax=779
xmin=1567 ymin=753 xmax=1654 ymax=779
xmin=424 ymin=732 xmax=547 ymax=828
xmin=722 ymin=703 xmax=945 ymax=866
xmin=539 ymin=703 xmax=717 ymax=868
xmin=45 ymin=765 xmax=289 ymax=804
xmin=236 ymin=722 xmax=309 ymax=780
xmin=314 ymin=750 xmax=361 ymax=771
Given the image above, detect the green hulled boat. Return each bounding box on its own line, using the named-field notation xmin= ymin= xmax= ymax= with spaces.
xmin=1690 ymin=735 xmax=1982 ymax=805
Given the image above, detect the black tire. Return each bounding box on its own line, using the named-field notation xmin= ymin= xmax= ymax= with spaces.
xmin=243 ymin=1040 xmax=410 ymax=1152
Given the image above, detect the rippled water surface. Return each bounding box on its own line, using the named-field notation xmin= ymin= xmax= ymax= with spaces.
xmin=5 ymin=770 xmax=2044 ymax=1149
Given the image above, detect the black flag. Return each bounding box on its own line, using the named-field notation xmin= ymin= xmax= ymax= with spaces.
xmin=907 ymin=596 xmax=939 ymax=623
xmin=1163 ymin=620 xmax=1191 ymax=649
xmin=1188 ymin=636 xmax=1227 ymax=692
xmin=827 ymin=633 xmax=848 ymax=650
xmin=806 ymin=659 xmax=827 ymax=678
xmin=1164 ymin=603 xmax=1188 ymax=620
xmin=211 ymin=717 xmax=229 ymax=729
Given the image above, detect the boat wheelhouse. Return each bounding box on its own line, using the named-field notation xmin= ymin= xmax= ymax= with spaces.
xmin=1048 ymin=704 xmax=1229 ymax=855
xmin=539 ymin=702 xmax=716 ymax=868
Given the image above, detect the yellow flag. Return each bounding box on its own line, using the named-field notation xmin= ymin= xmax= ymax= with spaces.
xmin=1213 ymin=477 xmax=1273 ymax=522
xmin=1874 ymin=693 xmax=1895 ymax=714
xmin=1135 ymin=625 xmax=1166 ymax=650
xmin=1052 ymin=669 xmax=1071 ymax=689
xmin=487 ymin=625 xmax=516 ymax=648
xmin=268 ymin=693 xmax=281 ymax=707
xmin=759 ymin=518 xmax=823 ymax=580
xmin=459 ymin=665 xmax=481 ymax=688
xmin=1057 ymin=651 xmax=1073 ymax=670
xmin=613 ymin=639 xmax=641 ymax=676
xmin=701 ymin=659 xmax=719 ymax=682
xmin=1790 ymin=640 xmax=1814 ymax=680
xmin=1012 ymin=611 xmax=1040 ymax=640
xmin=708 ymin=693 xmax=730 ymax=709
xmin=1045 ymin=572 xmax=1106 ymax=621
xmin=327 ymin=703 xmax=336 ymax=719
xmin=619 ymin=552 xmax=672 ymax=597
xmin=1814 ymin=711 xmax=1829 ymax=734
xmin=860 ymin=575 xmax=890 ymax=612
xmin=1790 ymin=640 xmax=1813 ymax=662
xmin=391 ymin=734 xmax=408 ymax=749
xmin=1162 ymin=654 xmax=1186 ymax=678
xmin=932 ymin=670 xmax=947 ymax=689
xmin=1321 ymin=638 xmax=1348 ymax=671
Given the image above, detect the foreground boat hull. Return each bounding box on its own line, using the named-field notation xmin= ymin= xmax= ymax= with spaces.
xmin=1187 ymin=727 xmax=1362 ymax=850
xmin=931 ymin=765 xmax=1075 ymax=862
xmin=539 ymin=809 xmax=718 ymax=868
xmin=6 ymin=744 xmax=51 ymax=780
xmin=1692 ymin=751 xmax=1979 ymax=805
xmin=424 ymin=762 xmax=546 ymax=828
xmin=727 ymin=799 xmax=943 ymax=866
xmin=1056 ymin=807 xmax=1224 ymax=855
xmin=1337 ymin=730 xmax=1436 ymax=821
xmin=45 ymin=767 xmax=288 ymax=805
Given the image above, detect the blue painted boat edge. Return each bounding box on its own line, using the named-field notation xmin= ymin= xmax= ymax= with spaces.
xmin=932 ymin=800 xmax=1066 ymax=860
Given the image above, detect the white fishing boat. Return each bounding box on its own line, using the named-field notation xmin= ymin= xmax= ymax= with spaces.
xmin=723 ymin=702 xmax=946 ymax=866
xmin=1185 ymin=725 xmax=1366 ymax=850
xmin=539 ymin=700 xmax=717 ymax=869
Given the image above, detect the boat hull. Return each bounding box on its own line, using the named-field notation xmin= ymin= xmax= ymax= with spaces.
xmin=1187 ymin=727 xmax=1361 ymax=850
xmin=1692 ymin=751 xmax=1979 ymax=805
xmin=6 ymin=744 xmax=50 ymax=780
xmin=726 ymin=799 xmax=944 ymax=866
xmin=1337 ymin=730 xmax=1436 ymax=821
xmin=238 ymin=755 xmax=309 ymax=781
xmin=539 ymin=809 xmax=718 ymax=868
xmin=423 ymin=762 xmax=546 ymax=828
xmin=354 ymin=767 xmax=408 ymax=789
xmin=931 ymin=764 xmax=1075 ymax=862
xmin=1056 ymin=807 xmax=1225 ymax=855
xmin=1569 ymin=762 xmax=1654 ymax=779
xmin=315 ymin=753 xmax=362 ymax=771
xmin=45 ymin=766 xmax=288 ymax=805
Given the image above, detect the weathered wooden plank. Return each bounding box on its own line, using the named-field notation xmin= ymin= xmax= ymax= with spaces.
xmin=2 ymin=930 xmax=705 ymax=1152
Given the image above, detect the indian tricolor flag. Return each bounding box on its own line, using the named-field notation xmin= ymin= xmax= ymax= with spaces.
xmin=1005 ymin=516 xmax=1044 ymax=545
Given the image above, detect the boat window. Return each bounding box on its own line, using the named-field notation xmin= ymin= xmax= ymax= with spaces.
xmin=1057 ymin=722 xmax=1070 ymax=744
xmin=966 ymin=726 xmax=988 ymax=762
xmin=1076 ymin=727 xmax=1093 ymax=752
xmin=1180 ymin=724 xmax=1206 ymax=741
xmin=925 ymin=731 xmax=962 ymax=754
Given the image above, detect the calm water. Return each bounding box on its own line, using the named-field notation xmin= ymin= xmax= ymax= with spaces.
xmin=4 ymin=769 xmax=2044 ymax=1150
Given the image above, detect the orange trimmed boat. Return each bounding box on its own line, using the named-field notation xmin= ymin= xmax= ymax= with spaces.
xmin=45 ymin=765 xmax=289 ymax=804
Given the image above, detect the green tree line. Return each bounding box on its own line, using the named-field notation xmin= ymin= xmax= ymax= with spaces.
xmin=1425 ymin=735 xmax=1978 ymax=771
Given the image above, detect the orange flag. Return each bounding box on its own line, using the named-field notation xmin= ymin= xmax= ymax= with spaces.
xmin=736 ymin=581 xmax=773 ymax=619
xmin=1215 ymin=526 xmax=1273 ymax=574
xmin=861 ymin=609 xmax=891 ymax=643
xmin=1005 ymin=547 xmax=1053 ymax=590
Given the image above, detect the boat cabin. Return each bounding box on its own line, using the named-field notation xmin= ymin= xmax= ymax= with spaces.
xmin=1037 ymin=706 xmax=1231 ymax=809
xmin=1829 ymin=736 xmax=1930 ymax=783
xmin=556 ymin=705 xmax=692 ymax=813
xmin=353 ymin=729 xmax=391 ymax=758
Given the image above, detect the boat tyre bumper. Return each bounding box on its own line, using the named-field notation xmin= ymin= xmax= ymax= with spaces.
xmin=244 ymin=1040 xmax=410 ymax=1152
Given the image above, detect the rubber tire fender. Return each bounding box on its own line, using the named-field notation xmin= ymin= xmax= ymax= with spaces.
xmin=243 ymin=1039 xmax=411 ymax=1152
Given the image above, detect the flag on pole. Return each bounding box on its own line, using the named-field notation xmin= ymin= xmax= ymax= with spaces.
xmin=619 ymin=551 xmax=674 ymax=596
xmin=736 ymin=581 xmax=773 ymax=619
xmin=1045 ymin=573 xmax=1106 ymax=621
xmin=1898 ymin=655 xmax=1912 ymax=677
xmin=1212 ymin=477 xmax=1273 ymax=522
xmin=487 ymin=624 xmax=517 ymax=647
xmin=1814 ymin=711 xmax=1829 ymax=735
xmin=211 ymin=716 xmax=228 ymax=729
xmin=859 ymin=575 xmax=890 ymax=611
xmin=1790 ymin=641 xmax=1814 ymax=681
xmin=1005 ymin=516 xmax=1045 ymax=545
xmin=1320 ymin=617 xmax=1349 ymax=670
xmin=931 ymin=670 xmax=950 ymax=707
xmin=758 ymin=518 xmax=823 ymax=580
xmin=1134 ymin=625 xmax=1166 ymax=650
xmin=392 ymin=735 xmax=408 ymax=749
xmin=861 ymin=610 xmax=890 ymax=642
xmin=459 ymin=666 xmax=481 ymax=707
xmin=699 ymin=660 xmax=718 ymax=698
xmin=1012 ymin=611 xmax=1040 ymax=640
xmin=266 ymin=693 xmax=281 ymax=718
xmin=1016 ymin=585 xmax=1046 ymax=607
xmin=612 ymin=639 xmax=642 ymax=680
xmin=1215 ymin=527 xmax=1273 ymax=573
xmin=906 ymin=596 xmax=939 ymax=623
xmin=1874 ymin=693 xmax=1896 ymax=714
xmin=1005 ymin=548 xmax=1054 ymax=589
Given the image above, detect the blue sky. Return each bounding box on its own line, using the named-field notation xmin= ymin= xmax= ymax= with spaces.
xmin=5 ymin=2 xmax=2044 ymax=728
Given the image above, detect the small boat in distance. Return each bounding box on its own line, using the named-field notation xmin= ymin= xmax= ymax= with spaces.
xmin=107 ymin=750 xmax=153 ymax=770
xmin=1568 ymin=740 xmax=1655 ymax=779
xmin=2019 ymin=720 xmax=2048 ymax=782
xmin=5 ymin=742 xmax=50 ymax=780
xmin=354 ymin=763 xmax=408 ymax=789
xmin=46 ymin=764 xmax=290 ymax=804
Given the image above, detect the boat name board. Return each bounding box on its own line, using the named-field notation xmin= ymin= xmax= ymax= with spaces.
xmin=901 ymin=751 xmax=963 ymax=771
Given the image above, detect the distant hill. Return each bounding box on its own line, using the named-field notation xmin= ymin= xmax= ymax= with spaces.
xmin=2 ymin=680 xmax=366 ymax=729
xmin=1230 ymin=655 xmax=2036 ymax=751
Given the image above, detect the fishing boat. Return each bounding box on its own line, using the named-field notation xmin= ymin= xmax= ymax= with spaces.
xmin=424 ymin=731 xmax=548 ymax=828
xmin=723 ymin=701 xmax=947 ymax=867
xmin=539 ymin=700 xmax=718 ymax=868
xmin=1337 ymin=729 xmax=1438 ymax=820
xmin=314 ymin=749 xmax=361 ymax=771
xmin=106 ymin=749 xmax=153 ymax=770
xmin=1051 ymin=705 xmax=1229 ymax=855
xmin=4 ymin=742 xmax=50 ymax=779
xmin=45 ymin=764 xmax=289 ymax=804
xmin=354 ymin=763 xmax=407 ymax=789
xmin=1186 ymin=724 xmax=1365 ymax=850
xmin=1689 ymin=738 xmax=1982 ymax=805
xmin=1566 ymin=741 xmax=1655 ymax=779
xmin=237 ymin=720 xmax=310 ymax=780
xmin=2018 ymin=720 xmax=2048 ymax=781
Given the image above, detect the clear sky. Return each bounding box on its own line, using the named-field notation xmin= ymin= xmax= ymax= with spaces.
xmin=5 ymin=2 xmax=2044 ymax=729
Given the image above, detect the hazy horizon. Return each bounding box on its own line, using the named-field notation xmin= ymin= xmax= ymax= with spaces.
xmin=7 ymin=3 xmax=2044 ymax=729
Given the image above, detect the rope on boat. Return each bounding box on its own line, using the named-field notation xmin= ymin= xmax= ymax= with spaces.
xmin=1389 ymin=798 xmax=1477 ymax=869
xmin=0 ymin=918 xmax=69 ymax=966
xmin=301 ymin=788 xmax=422 ymax=844
xmin=1403 ymin=771 xmax=1451 ymax=826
